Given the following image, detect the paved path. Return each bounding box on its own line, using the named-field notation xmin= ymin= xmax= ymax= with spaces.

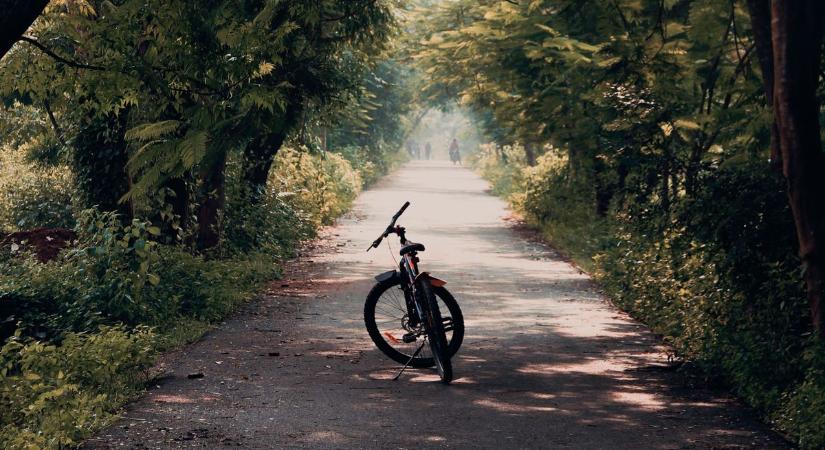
xmin=84 ymin=161 xmax=788 ymax=449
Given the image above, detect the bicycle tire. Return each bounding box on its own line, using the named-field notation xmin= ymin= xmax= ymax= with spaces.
xmin=418 ymin=277 xmax=453 ymax=383
xmin=364 ymin=277 xmax=464 ymax=369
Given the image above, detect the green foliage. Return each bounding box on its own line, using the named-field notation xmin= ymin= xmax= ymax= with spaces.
xmin=0 ymin=134 xmax=364 ymax=446
xmin=269 ymin=147 xmax=362 ymax=228
xmin=326 ymin=60 xmax=416 ymax=183
xmin=418 ymin=0 xmax=825 ymax=445
xmin=0 ymin=0 xmax=405 ymax=249
xmin=781 ymin=349 xmax=825 ymax=450
xmin=0 ymin=326 xmax=155 ymax=450
xmin=471 ymin=144 xmax=525 ymax=198
xmin=597 ymin=164 xmax=812 ymax=413
xmin=477 ymin=149 xmax=825 ymax=447
xmin=72 ymin=113 xmax=131 ymax=216
xmin=0 ymin=148 xmax=74 ymax=232
xmin=0 ymin=1 xmax=412 ymax=448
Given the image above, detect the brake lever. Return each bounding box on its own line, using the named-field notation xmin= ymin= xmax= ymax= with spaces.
xmin=366 ymin=238 xmax=381 ymax=252
xmin=366 ymin=231 xmax=386 ymax=252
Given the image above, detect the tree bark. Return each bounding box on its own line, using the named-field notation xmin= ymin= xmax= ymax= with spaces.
xmin=196 ymin=153 xmax=227 ymax=251
xmin=523 ymin=141 xmax=537 ymax=166
xmin=72 ymin=111 xmax=133 ymax=220
xmin=241 ymin=105 xmax=302 ymax=203
xmin=746 ymin=0 xmax=782 ymax=170
xmin=0 ymin=0 xmax=49 ymax=60
xmin=771 ymin=0 xmax=825 ymax=340
xmin=242 ymin=129 xmax=290 ymax=203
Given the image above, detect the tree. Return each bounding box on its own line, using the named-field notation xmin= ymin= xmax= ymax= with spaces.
xmin=0 ymin=0 xmax=49 ymax=59
xmin=1 ymin=0 xmax=397 ymax=250
xmin=746 ymin=0 xmax=825 ymax=340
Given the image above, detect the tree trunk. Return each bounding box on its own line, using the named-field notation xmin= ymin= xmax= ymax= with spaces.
xmin=772 ymin=0 xmax=825 ymax=340
xmin=593 ymin=155 xmax=612 ymax=217
xmin=241 ymin=105 xmax=302 ymax=203
xmin=684 ymin=143 xmax=702 ymax=197
xmin=523 ymin=142 xmax=537 ymax=166
xmin=196 ymin=153 xmax=227 ymax=251
xmin=242 ymin=129 xmax=290 ymax=203
xmin=746 ymin=0 xmax=782 ymax=170
xmin=72 ymin=111 xmax=133 ymax=220
xmin=0 ymin=0 xmax=49 ymax=60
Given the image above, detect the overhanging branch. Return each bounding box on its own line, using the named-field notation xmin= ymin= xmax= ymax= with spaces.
xmin=18 ymin=35 xmax=106 ymax=71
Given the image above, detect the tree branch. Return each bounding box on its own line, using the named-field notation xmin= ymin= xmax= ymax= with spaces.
xmin=17 ymin=35 xmax=106 ymax=71
xmin=43 ymin=98 xmax=67 ymax=147
xmin=322 ymin=0 xmax=379 ymax=23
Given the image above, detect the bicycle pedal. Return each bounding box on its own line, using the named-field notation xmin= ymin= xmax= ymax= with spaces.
xmin=383 ymin=332 xmax=401 ymax=344
xmin=402 ymin=332 xmax=418 ymax=343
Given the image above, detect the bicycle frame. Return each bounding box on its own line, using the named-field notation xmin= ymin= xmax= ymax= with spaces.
xmin=397 ymin=231 xmax=425 ymax=329
xmin=365 ymin=201 xmax=459 ymax=382
xmin=367 ymin=201 xmax=449 ymax=339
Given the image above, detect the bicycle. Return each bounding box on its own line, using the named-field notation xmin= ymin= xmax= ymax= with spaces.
xmin=364 ymin=201 xmax=465 ymax=383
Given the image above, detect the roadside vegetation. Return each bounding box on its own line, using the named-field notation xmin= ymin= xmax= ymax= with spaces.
xmin=411 ymin=1 xmax=825 ymax=447
xmin=3 ymin=0 xmax=825 ymax=448
xmin=0 ymin=2 xmax=415 ymax=448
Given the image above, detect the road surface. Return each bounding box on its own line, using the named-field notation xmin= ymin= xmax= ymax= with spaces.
xmin=84 ymin=161 xmax=788 ymax=449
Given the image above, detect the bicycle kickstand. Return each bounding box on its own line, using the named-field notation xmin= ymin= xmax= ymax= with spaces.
xmin=393 ymin=341 xmax=426 ymax=381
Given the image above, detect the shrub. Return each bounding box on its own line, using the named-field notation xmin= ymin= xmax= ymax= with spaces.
xmin=269 ymin=147 xmax=362 ymax=227
xmin=476 ymin=151 xmax=825 ymax=448
xmin=0 ymin=148 xmax=75 ymax=232
xmin=781 ymin=350 xmax=825 ymax=449
xmin=0 ymin=326 xmax=155 ymax=450
xmin=0 ymin=143 xmax=372 ymax=449
xmin=517 ymin=150 xmax=607 ymax=269
xmin=224 ymin=159 xmax=314 ymax=256
xmin=335 ymin=145 xmax=381 ymax=186
xmin=471 ymin=143 xmax=526 ymax=198
xmin=0 ymin=210 xmax=164 ymax=340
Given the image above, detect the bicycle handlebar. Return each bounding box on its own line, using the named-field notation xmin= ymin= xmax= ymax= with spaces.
xmin=367 ymin=201 xmax=410 ymax=251
xmin=393 ymin=201 xmax=410 ymax=221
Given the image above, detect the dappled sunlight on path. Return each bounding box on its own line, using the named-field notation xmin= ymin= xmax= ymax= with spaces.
xmin=84 ymin=161 xmax=787 ymax=449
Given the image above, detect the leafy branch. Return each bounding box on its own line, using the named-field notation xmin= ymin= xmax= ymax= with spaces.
xmin=17 ymin=36 xmax=107 ymax=71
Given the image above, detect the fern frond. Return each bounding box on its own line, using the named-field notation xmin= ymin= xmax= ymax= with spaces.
xmin=125 ymin=120 xmax=182 ymax=142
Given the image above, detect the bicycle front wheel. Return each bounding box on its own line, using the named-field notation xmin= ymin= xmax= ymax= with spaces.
xmin=418 ymin=277 xmax=453 ymax=383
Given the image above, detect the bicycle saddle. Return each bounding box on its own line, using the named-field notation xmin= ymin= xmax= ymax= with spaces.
xmin=400 ymin=242 xmax=425 ymax=256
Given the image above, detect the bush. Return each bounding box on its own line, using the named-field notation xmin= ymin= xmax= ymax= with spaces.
xmin=476 ymin=152 xmax=825 ymax=448
xmin=151 ymin=248 xmax=279 ymax=322
xmin=781 ymin=351 xmax=825 ymax=450
xmin=0 ymin=143 xmax=373 ymax=449
xmin=269 ymin=147 xmax=362 ymax=227
xmin=0 ymin=326 xmax=155 ymax=450
xmin=0 ymin=210 xmax=164 ymax=340
xmin=224 ymin=158 xmax=314 ymax=256
xmin=518 ymin=150 xmax=608 ymax=269
xmin=472 ymin=143 xmax=526 ymax=198
xmin=0 ymin=148 xmax=75 ymax=232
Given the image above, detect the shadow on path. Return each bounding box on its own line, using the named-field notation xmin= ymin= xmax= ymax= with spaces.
xmin=83 ymin=161 xmax=788 ymax=449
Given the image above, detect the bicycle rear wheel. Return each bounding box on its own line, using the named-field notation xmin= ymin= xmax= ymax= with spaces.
xmin=364 ymin=277 xmax=464 ymax=369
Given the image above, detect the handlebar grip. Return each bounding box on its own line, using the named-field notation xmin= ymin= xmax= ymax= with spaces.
xmin=393 ymin=201 xmax=410 ymax=220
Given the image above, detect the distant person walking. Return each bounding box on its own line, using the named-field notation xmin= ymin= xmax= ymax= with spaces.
xmin=448 ymin=138 xmax=461 ymax=165
xmin=424 ymin=142 xmax=432 ymax=160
